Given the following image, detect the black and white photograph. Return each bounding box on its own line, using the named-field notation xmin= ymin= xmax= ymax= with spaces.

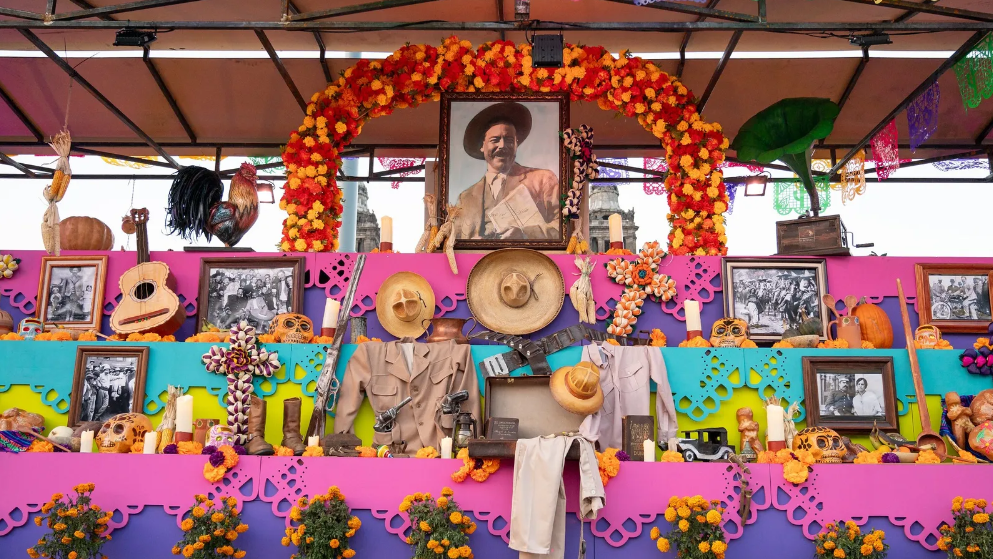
xmin=37 ymin=256 xmax=108 ymax=331
xmin=196 ymin=257 xmax=305 ymax=334
xmin=68 ymin=346 xmax=148 ymax=428
xmin=916 ymin=264 xmax=993 ymax=333
xmin=722 ymin=258 xmax=829 ymax=342
xmin=438 ymin=92 xmax=569 ymax=250
xmin=802 ymin=356 xmax=898 ymax=432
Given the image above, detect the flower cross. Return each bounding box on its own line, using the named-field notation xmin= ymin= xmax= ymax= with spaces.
xmin=203 ymin=321 xmax=280 ymax=445
xmin=605 ymin=241 xmax=676 ymax=336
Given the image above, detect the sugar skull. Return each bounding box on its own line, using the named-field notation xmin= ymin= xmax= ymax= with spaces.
xmin=207 ymin=424 xmax=238 ymax=448
xmin=710 ymin=317 xmax=749 ymax=348
xmin=268 ymin=313 xmax=314 ymax=344
xmin=792 ymin=426 xmax=845 ymax=464
xmin=18 ymin=317 xmax=43 ymax=340
xmin=915 ymin=324 xmax=941 ymax=349
xmin=95 ymin=412 xmax=152 ymax=453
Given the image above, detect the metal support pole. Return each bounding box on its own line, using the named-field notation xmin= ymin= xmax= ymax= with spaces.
xmin=698 ymin=30 xmax=741 ymax=113
xmin=338 ymin=157 xmax=360 ymax=252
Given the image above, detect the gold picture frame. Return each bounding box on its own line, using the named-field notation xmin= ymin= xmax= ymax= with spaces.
xmin=36 ymin=255 xmax=109 ymax=331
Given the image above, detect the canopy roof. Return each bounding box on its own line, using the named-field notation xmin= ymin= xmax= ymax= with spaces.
xmin=0 ymin=0 xmax=992 ymax=175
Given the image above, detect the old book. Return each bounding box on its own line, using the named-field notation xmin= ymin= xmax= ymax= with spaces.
xmin=486 ymin=184 xmax=543 ymax=234
xmin=622 ymin=415 xmax=655 ymax=461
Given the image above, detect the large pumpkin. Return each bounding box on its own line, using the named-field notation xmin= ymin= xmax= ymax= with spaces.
xmin=59 ymin=216 xmax=114 ymax=251
xmin=852 ymin=298 xmax=893 ymax=348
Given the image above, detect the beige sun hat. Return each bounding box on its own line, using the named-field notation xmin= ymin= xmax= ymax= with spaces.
xmin=465 ymin=248 xmax=564 ymax=336
xmin=376 ymin=272 xmax=436 ymax=339
xmin=550 ymin=362 xmax=604 ymax=416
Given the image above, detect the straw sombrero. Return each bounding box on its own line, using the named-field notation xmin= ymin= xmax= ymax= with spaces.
xmin=465 ymin=248 xmax=564 ymax=335
xmin=550 ymin=362 xmax=603 ymax=416
xmin=463 ymin=101 xmax=533 ymax=160
xmin=376 ymin=272 xmax=435 ymax=339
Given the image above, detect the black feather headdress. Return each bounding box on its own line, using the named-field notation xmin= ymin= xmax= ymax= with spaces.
xmin=165 ymin=166 xmax=223 ymax=241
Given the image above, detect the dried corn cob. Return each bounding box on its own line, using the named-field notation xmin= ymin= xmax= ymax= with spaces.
xmin=569 ymin=256 xmax=596 ymax=324
xmin=414 ymin=194 xmax=437 ymax=253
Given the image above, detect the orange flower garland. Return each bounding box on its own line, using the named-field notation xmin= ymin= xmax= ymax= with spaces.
xmin=281 ymin=37 xmax=729 ymax=254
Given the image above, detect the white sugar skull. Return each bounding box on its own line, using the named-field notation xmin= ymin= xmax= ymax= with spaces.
xmin=208 ymin=424 xmax=237 ymax=447
xmin=792 ymin=426 xmax=845 ymax=464
xmin=268 ymin=313 xmax=314 ymax=344
xmin=18 ymin=317 xmax=43 ymax=340
xmin=95 ymin=412 xmax=152 ymax=453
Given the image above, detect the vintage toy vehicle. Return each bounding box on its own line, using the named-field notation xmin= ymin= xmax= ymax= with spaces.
xmin=659 ymin=427 xmax=734 ymax=462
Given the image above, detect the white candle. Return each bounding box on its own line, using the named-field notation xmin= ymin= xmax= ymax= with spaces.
xmin=643 ymin=439 xmax=655 ymax=462
xmin=176 ymin=395 xmax=194 ymax=433
xmin=308 ymin=435 xmax=320 ymax=448
xmin=440 ymin=437 xmax=453 ymax=459
xmin=79 ymin=430 xmax=94 ymax=453
xmin=766 ymin=402 xmax=786 ymax=444
xmin=381 ymin=216 xmax=393 ymax=244
xmin=684 ymin=300 xmax=701 ymax=332
xmin=322 ymin=298 xmax=340 ymax=329
xmin=608 ymin=213 xmax=622 ymax=243
xmin=143 ymin=432 xmax=157 ymax=454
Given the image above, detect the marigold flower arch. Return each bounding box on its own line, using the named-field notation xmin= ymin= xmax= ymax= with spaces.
xmin=279 ymin=36 xmax=729 ymax=255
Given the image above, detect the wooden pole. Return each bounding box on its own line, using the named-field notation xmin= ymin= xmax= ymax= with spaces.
xmin=896 ymin=278 xmax=946 ymax=458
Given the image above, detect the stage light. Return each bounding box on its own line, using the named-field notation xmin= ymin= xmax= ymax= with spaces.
xmin=743 ymin=172 xmax=770 ymax=196
xmin=113 ymin=28 xmax=157 ymax=48
xmin=850 ymin=33 xmax=891 ymax=47
xmin=532 ymin=35 xmax=563 ymax=68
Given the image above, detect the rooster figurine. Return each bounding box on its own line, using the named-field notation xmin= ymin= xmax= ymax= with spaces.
xmin=165 ymin=163 xmax=261 ymax=247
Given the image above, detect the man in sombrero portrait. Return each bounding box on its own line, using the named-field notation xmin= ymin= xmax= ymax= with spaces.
xmin=455 ymin=101 xmax=560 ymax=240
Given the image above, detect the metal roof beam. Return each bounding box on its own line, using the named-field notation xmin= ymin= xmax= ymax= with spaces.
xmin=72 ymin=147 xmax=177 ymax=168
xmin=19 ymin=29 xmax=180 ymax=168
xmin=55 ymin=0 xmax=201 ymax=21
xmin=836 ymin=47 xmax=870 ymax=114
xmin=863 ymin=149 xmax=987 ymax=175
xmin=675 ymin=0 xmax=721 ymax=78
xmin=0 ymin=8 xmax=44 ymax=20
xmin=828 ymin=31 xmax=988 ymax=177
xmin=0 ymin=153 xmax=40 ymax=178
xmin=833 ymin=0 xmax=993 ymax=24
xmin=698 ymin=30 xmax=741 ymax=113
xmin=256 ymin=30 xmax=307 ymax=112
xmin=142 ymin=46 xmax=197 ymax=143
xmin=286 ymin=0 xmax=332 ymax=82
xmin=605 ymin=0 xmax=758 ymax=23
xmin=287 ymin=0 xmax=442 ymax=22
xmin=976 ymin=116 xmax=993 ymax=144
xmin=0 ymin=82 xmax=44 ymax=142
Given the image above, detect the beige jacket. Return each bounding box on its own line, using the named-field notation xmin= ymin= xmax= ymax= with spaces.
xmin=456 ymin=163 xmax=560 ymax=239
xmin=578 ymin=344 xmax=678 ymax=449
xmin=335 ymin=339 xmax=481 ymax=451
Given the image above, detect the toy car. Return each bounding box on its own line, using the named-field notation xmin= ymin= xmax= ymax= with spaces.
xmin=658 ymin=427 xmax=734 ymax=462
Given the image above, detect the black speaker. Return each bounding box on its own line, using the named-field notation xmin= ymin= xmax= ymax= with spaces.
xmin=532 ymin=35 xmax=563 ymax=68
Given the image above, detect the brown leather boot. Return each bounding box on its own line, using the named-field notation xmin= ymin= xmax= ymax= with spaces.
xmin=281 ymin=397 xmax=306 ymax=456
xmin=245 ymin=395 xmax=274 ymax=456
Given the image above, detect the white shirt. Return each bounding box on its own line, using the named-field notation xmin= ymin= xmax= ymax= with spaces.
xmin=853 ymin=391 xmax=882 ymax=416
xmin=486 ymin=171 xmax=508 ymax=199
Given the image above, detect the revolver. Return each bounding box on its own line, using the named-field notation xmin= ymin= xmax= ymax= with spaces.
xmin=373 ymin=396 xmax=412 ymax=433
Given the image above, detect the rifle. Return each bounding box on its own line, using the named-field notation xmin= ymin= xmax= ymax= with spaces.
xmin=306 ymin=254 xmax=366 ymax=438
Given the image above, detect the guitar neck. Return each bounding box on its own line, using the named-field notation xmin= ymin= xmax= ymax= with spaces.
xmin=136 ymin=219 xmax=149 ymax=265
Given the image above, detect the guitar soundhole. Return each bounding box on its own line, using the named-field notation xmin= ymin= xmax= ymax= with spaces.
xmin=133 ymin=281 xmax=156 ymax=301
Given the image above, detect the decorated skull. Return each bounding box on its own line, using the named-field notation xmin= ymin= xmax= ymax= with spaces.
xmin=95 ymin=412 xmax=152 ymax=453
xmin=18 ymin=317 xmax=43 ymax=340
xmin=710 ymin=317 xmax=749 ymax=348
xmin=268 ymin=313 xmax=314 ymax=344
xmin=915 ymin=324 xmax=941 ymax=349
xmin=792 ymin=426 xmax=845 ymax=464
xmin=207 ymin=424 xmax=238 ymax=447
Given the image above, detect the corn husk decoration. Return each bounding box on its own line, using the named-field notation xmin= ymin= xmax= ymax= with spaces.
xmin=155 ymin=385 xmax=181 ymax=453
xmin=569 ymin=256 xmax=597 ymax=324
xmin=41 ymin=129 xmax=72 ymax=255
xmin=429 ymin=205 xmax=461 ymax=274
xmin=415 ymin=194 xmax=439 ymax=253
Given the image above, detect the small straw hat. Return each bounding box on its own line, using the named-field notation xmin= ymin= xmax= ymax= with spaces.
xmin=376 ymin=272 xmax=435 ymax=339
xmin=550 ymin=362 xmax=604 ymax=416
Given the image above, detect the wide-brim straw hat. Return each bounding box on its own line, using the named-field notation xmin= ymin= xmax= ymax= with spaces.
xmin=376 ymin=271 xmax=436 ymax=339
xmin=550 ymin=362 xmax=604 ymax=416
xmin=463 ymin=101 xmax=533 ymax=160
xmin=466 ymin=248 xmax=564 ymax=336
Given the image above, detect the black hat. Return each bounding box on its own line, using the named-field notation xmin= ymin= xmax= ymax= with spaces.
xmin=462 ymin=102 xmax=532 ymax=160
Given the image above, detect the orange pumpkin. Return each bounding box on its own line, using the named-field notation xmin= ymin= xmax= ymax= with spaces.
xmin=59 ymin=216 xmax=114 ymax=251
xmin=852 ymin=298 xmax=893 ymax=349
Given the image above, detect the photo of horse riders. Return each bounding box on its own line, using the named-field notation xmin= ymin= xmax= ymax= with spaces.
xmin=724 ymin=259 xmax=828 ymax=341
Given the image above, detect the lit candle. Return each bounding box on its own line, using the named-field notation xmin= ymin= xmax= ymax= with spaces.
xmin=322 ymin=298 xmax=340 ymax=330
xmin=608 ymin=213 xmax=622 ymax=243
xmin=381 ymin=216 xmax=393 ymax=244
xmin=440 ymin=437 xmax=453 ymax=459
xmin=308 ymin=435 xmax=320 ymax=448
xmin=79 ymin=430 xmax=94 ymax=453
xmin=143 ymin=432 xmax=157 ymax=454
xmin=684 ymin=300 xmax=701 ymax=333
xmin=176 ymin=395 xmax=194 ymax=434
xmin=643 ymin=439 xmax=655 ymax=462
xmin=766 ymin=400 xmax=786 ymax=451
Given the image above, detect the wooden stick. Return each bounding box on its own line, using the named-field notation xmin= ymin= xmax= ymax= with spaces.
xmin=896 ymin=278 xmax=945 ymax=457
xmin=22 ymin=430 xmax=72 ymax=453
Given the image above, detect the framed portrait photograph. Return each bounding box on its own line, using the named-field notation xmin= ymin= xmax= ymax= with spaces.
xmin=67 ymin=346 xmax=149 ymax=427
xmin=197 ymin=257 xmax=305 ymax=334
xmin=802 ymin=356 xmax=898 ymax=432
xmin=438 ymin=92 xmax=570 ymax=250
xmin=721 ymin=258 xmax=829 ymax=342
xmin=915 ymin=264 xmax=993 ymax=333
xmin=36 ymin=256 xmax=108 ymax=331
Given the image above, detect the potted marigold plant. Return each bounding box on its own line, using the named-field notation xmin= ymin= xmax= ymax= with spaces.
xmin=282 ymin=486 xmax=360 ymax=559
xmin=815 ymin=521 xmax=887 ymax=559
xmin=650 ymin=495 xmax=728 ymax=558
xmin=401 ymin=487 xmax=476 ymax=559
xmin=28 ymin=483 xmax=112 ymax=559
xmin=171 ymin=495 xmax=248 ymax=559
xmin=937 ymin=497 xmax=993 ymax=558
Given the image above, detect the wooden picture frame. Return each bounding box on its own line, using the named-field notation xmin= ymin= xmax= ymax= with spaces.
xmin=915 ymin=263 xmax=993 ymax=333
xmin=37 ymin=255 xmax=108 ymax=331
xmin=802 ymin=356 xmax=898 ymax=432
xmin=721 ymin=258 xmax=829 ymax=342
xmin=197 ymin=257 xmax=306 ymax=334
xmin=68 ymin=345 xmax=149 ymax=428
xmin=438 ymin=91 xmax=570 ymax=251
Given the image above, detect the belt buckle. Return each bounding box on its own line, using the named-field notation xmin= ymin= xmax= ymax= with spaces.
xmin=479 ymin=354 xmax=510 ymax=377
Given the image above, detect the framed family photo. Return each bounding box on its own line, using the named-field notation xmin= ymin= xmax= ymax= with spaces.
xmin=437 ymin=92 xmax=570 ymax=250
xmin=36 ymin=256 xmax=108 ymax=331
xmin=915 ymin=264 xmax=993 ymax=333
xmin=802 ymin=356 xmax=898 ymax=432
xmin=197 ymin=257 xmax=305 ymax=334
xmin=721 ymin=258 xmax=829 ymax=342
xmin=67 ymin=346 xmax=149 ymax=427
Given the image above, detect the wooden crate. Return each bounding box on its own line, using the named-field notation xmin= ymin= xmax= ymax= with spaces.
xmin=776 ymin=215 xmax=850 ymax=256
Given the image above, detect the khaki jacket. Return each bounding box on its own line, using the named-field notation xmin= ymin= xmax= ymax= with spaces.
xmin=456 ymin=163 xmax=560 ymax=239
xmin=335 ymin=339 xmax=481 ymax=451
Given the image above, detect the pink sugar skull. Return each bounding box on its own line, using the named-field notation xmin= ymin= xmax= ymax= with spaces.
xmin=208 ymin=424 xmax=237 ymax=448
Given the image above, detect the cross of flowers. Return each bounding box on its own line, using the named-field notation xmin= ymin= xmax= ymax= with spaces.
xmin=605 ymin=241 xmax=677 ymax=336
xmin=202 ymin=321 xmax=280 ymax=445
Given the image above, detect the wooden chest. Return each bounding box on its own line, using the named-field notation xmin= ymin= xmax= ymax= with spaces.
xmin=776 ymin=215 xmax=850 ymax=256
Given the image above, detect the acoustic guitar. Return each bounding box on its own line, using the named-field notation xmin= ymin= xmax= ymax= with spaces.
xmin=109 ymin=209 xmax=185 ymax=336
